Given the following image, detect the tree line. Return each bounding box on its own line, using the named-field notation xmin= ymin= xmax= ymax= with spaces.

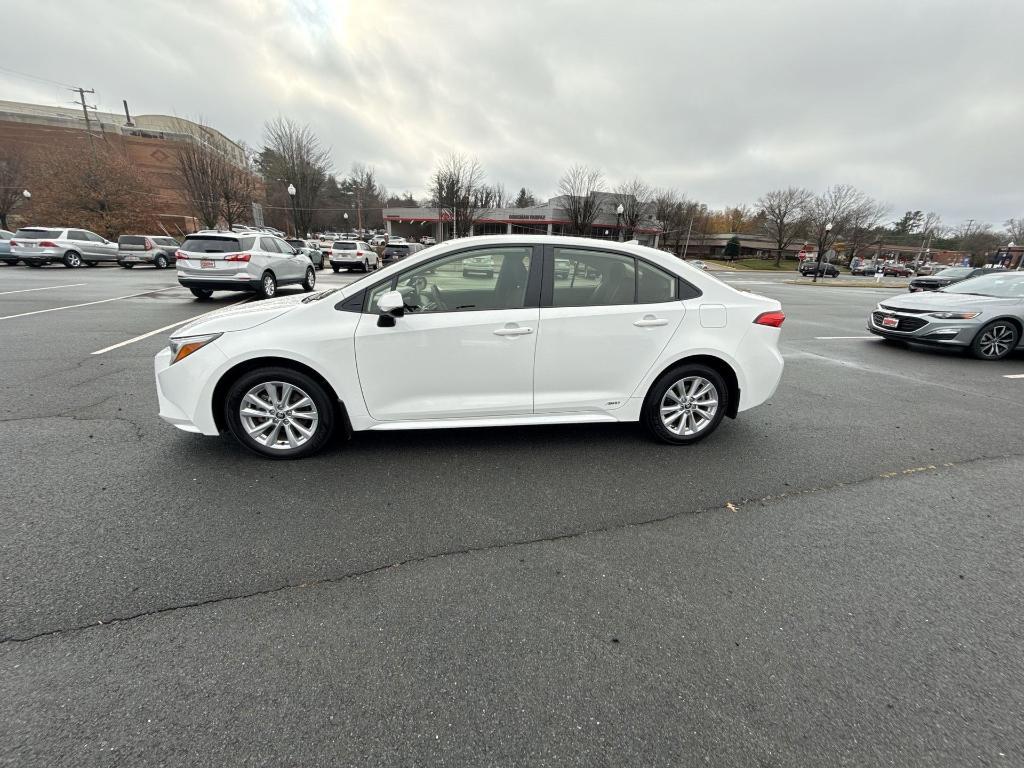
xmin=0 ymin=129 xmax=1020 ymax=265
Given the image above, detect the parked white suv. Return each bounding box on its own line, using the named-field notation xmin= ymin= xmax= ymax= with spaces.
xmin=330 ymin=240 xmax=379 ymax=272
xmin=11 ymin=227 xmax=118 ymax=267
xmin=176 ymin=231 xmax=317 ymax=300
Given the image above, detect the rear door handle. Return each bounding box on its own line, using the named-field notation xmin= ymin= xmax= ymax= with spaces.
xmin=634 ymin=316 xmax=669 ymax=328
xmin=494 ymin=326 xmax=533 ymax=337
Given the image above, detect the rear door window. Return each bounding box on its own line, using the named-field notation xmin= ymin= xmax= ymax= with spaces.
xmin=68 ymin=230 xmax=89 ymax=241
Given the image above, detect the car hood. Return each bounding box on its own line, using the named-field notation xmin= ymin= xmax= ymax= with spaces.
xmin=171 ymin=294 xmax=308 ymax=338
xmin=880 ymin=291 xmax=1018 ymax=311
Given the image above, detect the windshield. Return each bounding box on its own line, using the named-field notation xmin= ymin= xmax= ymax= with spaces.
xmin=942 ymin=273 xmax=1024 ymax=298
xmin=934 ymin=267 xmax=973 ymax=279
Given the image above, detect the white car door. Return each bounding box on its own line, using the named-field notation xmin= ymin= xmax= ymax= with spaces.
xmin=354 ymin=245 xmax=540 ymax=421
xmin=533 ymin=246 xmax=686 ymax=413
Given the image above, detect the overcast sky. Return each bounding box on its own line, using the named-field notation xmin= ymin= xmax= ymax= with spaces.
xmin=2 ymin=0 xmax=1022 ymax=226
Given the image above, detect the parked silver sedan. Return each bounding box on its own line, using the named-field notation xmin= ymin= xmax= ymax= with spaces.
xmin=868 ymin=271 xmax=1024 ymax=359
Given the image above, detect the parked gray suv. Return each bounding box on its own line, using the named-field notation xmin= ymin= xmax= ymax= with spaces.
xmin=11 ymin=227 xmax=119 ymax=267
xmin=176 ymin=231 xmax=317 ymax=300
xmin=118 ymin=235 xmax=181 ymax=269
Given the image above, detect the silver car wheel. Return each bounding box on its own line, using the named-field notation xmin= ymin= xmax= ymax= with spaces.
xmin=660 ymin=376 xmax=719 ymax=436
xmin=979 ymin=324 xmax=1015 ymax=358
xmin=239 ymin=381 xmax=319 ymax=451
xmin=262 ymin=274 xmax=276 ymax=297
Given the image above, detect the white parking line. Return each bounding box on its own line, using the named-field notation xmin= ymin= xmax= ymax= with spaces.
xmin=814 ymin=336 xmax=876 ymax=340
xmin=90 ymin=298 xmax=249 ymax=355
xmin=0 ymin=287 xmax=178 ymax=321
xmin=0 ymin=283 xmax=87 ymax=296
xmin=1003 ymin=374 xmax=1024 ymax=379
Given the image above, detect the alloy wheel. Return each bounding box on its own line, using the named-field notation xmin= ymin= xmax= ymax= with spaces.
xmin=239 ymin=381 xmax=319 ymax=451
xmin=660 ymin=376 xmax=719 ymax=436
xmin=262 ymin=274 xmax=276 ymax=298
xmin=979 ymin=324 xmax=1016 ymax=359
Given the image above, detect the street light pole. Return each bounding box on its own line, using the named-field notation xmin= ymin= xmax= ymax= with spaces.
xmin=287 ymin=183 xmax=298 ymax=238
xmin=615 ymin=203 xmax=624 ymax=242
xmin=812 ymin=222 xmax=833 ymax=283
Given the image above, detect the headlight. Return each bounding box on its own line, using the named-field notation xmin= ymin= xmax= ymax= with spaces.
xmin=169 ymin=332 xmax=222 ymax=364
xmin=928 ymin=312 xmax=980 ymax=319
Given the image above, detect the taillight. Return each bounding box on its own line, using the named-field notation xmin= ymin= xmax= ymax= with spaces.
xmin=144 ymin=239 xmax=153 ymax=251
xmin=225 ymin=252 xmax=251 ymax=262
xmin=754 ymin=310 xmax=785 ymax=328
xmin=39 ymin=240 xmax=58 ymax=247
xmin=175 ymin=249 xmax=186 ymax=259
xmin=8 ymin=240 xmax=17 ymax=246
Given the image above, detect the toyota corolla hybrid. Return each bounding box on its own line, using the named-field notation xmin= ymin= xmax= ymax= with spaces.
xmin=155 ymin=236 xmax=786 ymax=458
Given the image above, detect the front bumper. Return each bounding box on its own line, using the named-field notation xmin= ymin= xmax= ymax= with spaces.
xmin=154 ymin=344 xmax=226 ymax=435
xmin=867 ymin=310 xmax=977 ymax=346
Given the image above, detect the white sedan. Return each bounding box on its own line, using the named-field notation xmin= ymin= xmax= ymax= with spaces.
xmin=155 ymin=236 xmax=785 ymax=458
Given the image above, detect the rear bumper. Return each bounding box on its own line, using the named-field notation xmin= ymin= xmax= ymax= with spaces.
xmin=13 ymin=249 xmax=62 ymax=263
xmin=330 ymin=259 xmax=365 ymax=268
xmin=178 ymin=277 xmax=261 ymax=292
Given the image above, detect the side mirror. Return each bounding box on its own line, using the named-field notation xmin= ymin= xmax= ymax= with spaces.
xmin=376 ymin=289 xmax=405 ymax=327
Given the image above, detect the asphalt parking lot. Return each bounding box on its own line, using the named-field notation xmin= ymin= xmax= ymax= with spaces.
xmin=2 ymin=263 xmax=1022 ymax=766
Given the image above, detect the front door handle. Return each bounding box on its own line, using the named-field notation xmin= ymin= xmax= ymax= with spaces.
xmin=634 ymin=316 xmax=669 ymax=328
xmin=494 ymin=326 xmax=533 ymax=337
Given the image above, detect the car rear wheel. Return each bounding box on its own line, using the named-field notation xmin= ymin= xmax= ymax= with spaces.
xmin=154 ymin=254 xmax=168 ymax=269
xmin=224 ymin=368 xmax=335 ymax=459
xmin=642 ymin=364 xmax=728 ymax=445
xmin=332 ymin=266 xmax=340 ymax=273
xmin=190 ymin=287 xmax=213 ymax=300
xmin=971 ymin=321 xmax=1019 ymax=361
xmin=3 ymin=259 xmax=18 ymax=266
xmin=85 ymin=261 xmax=98 ymax=267
xmin=122 ymin=263 xmax=135 ymax=269
xmin=258 ymin=271 xmax=277 ymax=299
xmin=26 ymin=261 xmax=43 ymax=268
xmin=301 ymin=267 xmax=316 ymax=292
xmin=63 ymin=251 xmax=82 ymax=268
xmin=362 ymin=258 xmax=369 ymax=272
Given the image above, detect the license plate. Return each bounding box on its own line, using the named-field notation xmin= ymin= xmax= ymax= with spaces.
xmin=201 ymin=259 xmax=215 ymax=269
xmin=881 ymin=316 xmax=899 ymax=329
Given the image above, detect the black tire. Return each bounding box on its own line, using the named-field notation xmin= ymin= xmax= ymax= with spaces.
xmin=258 ymin=271 xmax=277 ymax=299
xmin=85 ymin=261 xmax=98 ymax=267
xmin=362 ymin=259 xmax=369 ymax=272
xmin=223 ymin=366 xmax=336 ymax=459
xmin=154 ymin=254 xmax=169 ymax=269
xmin=641 ymin=364 xmax=729 ymax=445
xmin=190 ymin=287 xmax=213 ymax=300
xmin=26 ymin=261 xmax=43 ymax=268
xmin=121 ymin=263 xmax=135 ymax=269
xmin=301 ymin=267 xmax=316 ymax=292
xmin=332 ymin=266 xmax=340 ymax=274
xmin=880 ymin=337 xmax=908 ymax=347
xmin=3 ymin=259 xmax=19 ymax=266
xmin=63 ymin=251 xmax=82 ymax=268
xmin=970 ymin=320 xmax=1019 ymax=361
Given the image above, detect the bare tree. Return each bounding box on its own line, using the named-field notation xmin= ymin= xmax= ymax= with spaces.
xmin=489 ymin=182 xmax=509 ymax=209
xmin=757 ymin=187 xmax=812 ymax=267
xmin=1005 ymin=217 xmax=1024 ymax=244
xmin=843 ymin=197 xmax=889 ymax=264
xmin=219 ymin=162 xmax=256 ymax=230
xmin=261 ymin=117 xmax=332 ymax=236
xmin=805 ymin=185 xmax=869 ymax=281
xmin=0 ymin=144 xmax=29 ymax=230
xmin=174 ymin=127 xmax=225 ymax=230
xmin=952 ymin=220 xmax=1002 ymax=265
xmin=614 ymin=178 xmax=653 ymax=240
xmin=426 ymin=153 xmax=486 ymax=239
xmin=558 ymin=164 xmax=604 ymax=235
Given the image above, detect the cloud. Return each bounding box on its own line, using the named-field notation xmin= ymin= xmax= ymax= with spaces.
xmin=1 ymin=0 xmax=1021 ymax=224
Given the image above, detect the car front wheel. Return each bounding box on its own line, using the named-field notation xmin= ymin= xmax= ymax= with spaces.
xmin=971 ymin=321 xmax=1019 ymax=360
xmin=301 ymin=267 xmax=316 ymax=292
xmin=224 ymin=368 xmax=335 ymax=459
xmin=642 ymin=364 xmax=728 ymax=445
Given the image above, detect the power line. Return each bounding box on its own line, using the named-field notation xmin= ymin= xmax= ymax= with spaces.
xmin=0 ymin=65 xmax=76 ymax=90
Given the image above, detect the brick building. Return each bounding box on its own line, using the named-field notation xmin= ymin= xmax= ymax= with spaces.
xmin=0 ymin=100 xmax=251 ymax=235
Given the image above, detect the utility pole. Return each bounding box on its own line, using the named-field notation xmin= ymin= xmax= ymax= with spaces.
xmin=70 ymin=86 xmax=99 ymax=160
xmin=681 ymin=213 xmax=694 ymax=259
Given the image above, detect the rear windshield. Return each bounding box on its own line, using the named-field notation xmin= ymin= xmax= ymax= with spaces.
xmin=333 ymin=242 xmax=357 ymax=250
xmin=181 ymin=236 xmax=254 ymax=253
xmin=119 ymin=236 xmax=146 ymax=246
xmin=14 ymin=229 xmax=63 ymax=240
xmin=285 ymin=239 xmax=305 ymax=248
xmin=386 ymin=244 xmax=410 ymax=252
xmin=155 ymin=237 xmax=179 ymax=246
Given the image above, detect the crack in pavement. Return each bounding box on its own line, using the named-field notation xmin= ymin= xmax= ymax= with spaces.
xmin=4 ymin=450 xmax=1020 ymax=646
